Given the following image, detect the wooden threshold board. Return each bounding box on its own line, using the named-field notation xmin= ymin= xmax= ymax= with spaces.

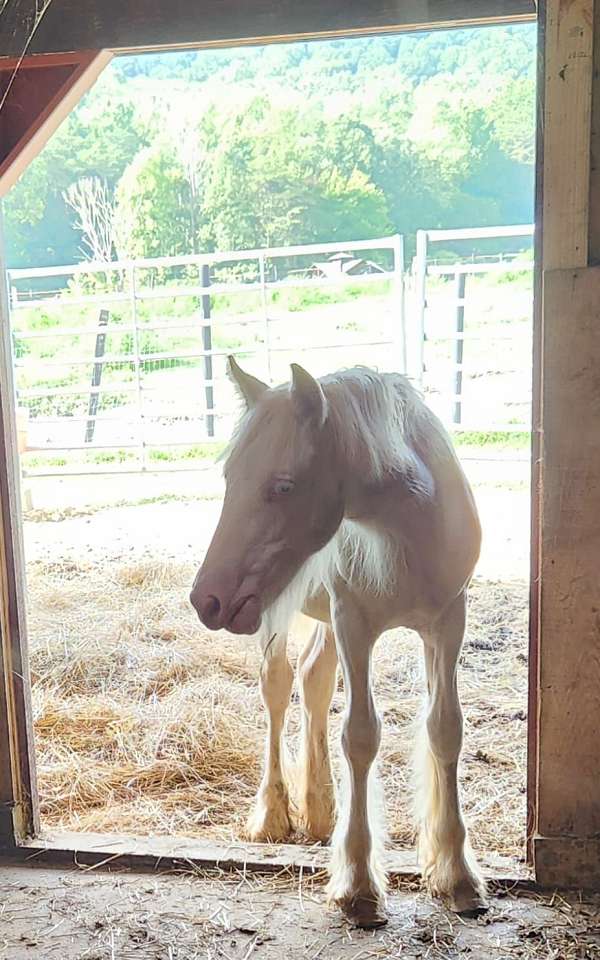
xmin=2 ymin=831 xmax=530 ymax=885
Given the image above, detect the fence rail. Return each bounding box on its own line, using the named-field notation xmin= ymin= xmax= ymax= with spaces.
xmin=7 ymin=227 xmax=533 ymax=478
xmin=8 ymin=236 xmax=406 ymax=476
xmin=412 ymin=224 xmax=534 ymax=433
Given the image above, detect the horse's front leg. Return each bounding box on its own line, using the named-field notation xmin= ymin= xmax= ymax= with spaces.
xmin=326 ymin=587 xmax=386 ymax=928
xmin=416 ymin=591 xmax=487 ymax=914
xmin=297 ymin=621 xmax=338 ymax=841
xmin=247 ymin=632 xmax=294 ymax=842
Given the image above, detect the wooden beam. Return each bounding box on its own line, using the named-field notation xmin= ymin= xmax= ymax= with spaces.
xmin=14 ymin=830 xmax=528 ymax=883
xmin=527 ymin=0 xmax=545 ymax=864
xmin=0 ymin=208 xmax=38 ymax=842
xmin=0 ymin=51 xmax=113 ymax=198
xmin=533 ymin=265 xmax=600 ymax=884
xmin=589 ymin=0 xmax=600 ymax=261
xmin=0 ymin=0 xmax=537 ymax=58
xmin=541 ymin=0 xmax=594 ymax=270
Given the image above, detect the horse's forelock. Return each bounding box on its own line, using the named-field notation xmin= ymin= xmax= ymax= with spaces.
xmin=223 ymin=388 xmax=314 ymax=478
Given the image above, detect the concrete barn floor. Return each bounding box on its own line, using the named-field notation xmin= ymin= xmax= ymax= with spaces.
xmin=1 ymin=861 xmax=600 ymax=960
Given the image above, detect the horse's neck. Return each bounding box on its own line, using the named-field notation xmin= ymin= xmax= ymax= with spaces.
xmin=343 ymin=452 xmax=435 ymax=526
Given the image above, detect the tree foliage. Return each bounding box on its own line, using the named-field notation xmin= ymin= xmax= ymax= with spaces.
xmin=3 ymin=24 xmax=536 ymax=267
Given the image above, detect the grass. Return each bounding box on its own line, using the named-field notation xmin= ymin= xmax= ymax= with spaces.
xmin=13 ymin=278 xmax=389 ymax=373
xmin=453 ymin=430 xmax=530 ymax=450
xmin=15 ymin=273 xmax=534 ymax=476
xmin=24 ymin=443 xmax=224 ymax=471
xmin=24 ymin=433 xmax=527 ymax=474
xmin=148 ymin=443 xmax=226 ymax=463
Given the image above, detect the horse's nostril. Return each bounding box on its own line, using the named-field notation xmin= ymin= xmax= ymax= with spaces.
xmin=190 ymin=585 xmax=225 ymax=628
xmin=205 ymin=595 xmax=221 ymax=619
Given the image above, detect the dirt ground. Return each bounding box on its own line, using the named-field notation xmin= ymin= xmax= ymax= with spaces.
xmin=2 ymin=861 xmax=600 ymax=960
xmin=21 ymin=459 xmax=531 ymax=861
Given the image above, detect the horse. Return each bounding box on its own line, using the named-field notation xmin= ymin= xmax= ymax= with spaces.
xmin=190 ymin=358 xmax=486 ymax=928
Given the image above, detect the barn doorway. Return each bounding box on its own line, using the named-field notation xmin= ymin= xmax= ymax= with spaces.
xmin=2 ymin=22 xmax=535 ymax=869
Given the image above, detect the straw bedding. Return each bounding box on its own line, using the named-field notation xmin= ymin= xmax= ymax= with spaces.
xmin=26 ymin=553 xmax=528 ymax=858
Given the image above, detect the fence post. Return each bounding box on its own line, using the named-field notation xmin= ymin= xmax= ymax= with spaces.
xmin=453 ymin=271 xmax=466 ymax=424
xmin=129 ymin=264 xmax=146 ymax=470
xmin=414 ymin=230 xmax=428 ymax=389
xmin=200 ymin=263 xmax=214 ymax=439
xmin=259 ymin=253 xmax=272 ymax=381
xmin=391 ymin=234 xmax=406 ymax=374
xmin=84 ymin=308 xmax=109 ymax=443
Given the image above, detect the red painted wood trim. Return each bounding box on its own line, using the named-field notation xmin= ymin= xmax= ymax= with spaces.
xmin=0 ymin=51 xmax=112 ymax=196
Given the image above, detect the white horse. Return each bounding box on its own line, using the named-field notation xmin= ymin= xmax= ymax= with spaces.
xmin=190 ymin=359 xmax=486 ymax=928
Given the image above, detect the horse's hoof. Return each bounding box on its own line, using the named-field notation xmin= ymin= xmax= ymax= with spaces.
xmin=340 ymin=895 xmax=388 ymax=929
xmin=246 ymin=800 xmax=292 ymax=843
xmin=448 ymin=887 xmax=489 ymax=917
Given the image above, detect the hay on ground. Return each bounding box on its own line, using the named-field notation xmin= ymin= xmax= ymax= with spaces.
xmin=26 ymin=555 xmax=528 ymax=858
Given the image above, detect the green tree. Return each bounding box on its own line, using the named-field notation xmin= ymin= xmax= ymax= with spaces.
xmin=2 ymin=23 xmax=537 ymax=266
xmin=4 ymin=81 xmax=148 ymax=266
xmin=487 ymin=77 xmax=536 ymax=165
xmin=114 ymin=143 xmax=197 ymax=258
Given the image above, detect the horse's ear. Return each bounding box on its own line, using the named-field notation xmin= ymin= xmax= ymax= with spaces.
xmin=290 ymin=363 xmax=327 ymax=427
xmin=227 ymin=356 xmax=269 ymax=408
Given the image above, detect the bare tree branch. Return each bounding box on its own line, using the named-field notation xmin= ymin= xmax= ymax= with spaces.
xmin=63 ymin=176 xmax=116 ymax=262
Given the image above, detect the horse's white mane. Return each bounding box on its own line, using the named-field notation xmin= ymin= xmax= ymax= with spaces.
xmin=317 ymin=366 xmax=449 ymax=483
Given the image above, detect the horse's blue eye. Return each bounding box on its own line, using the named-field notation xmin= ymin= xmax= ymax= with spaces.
xmin=273 ymin=479 xmax=295 ymax=496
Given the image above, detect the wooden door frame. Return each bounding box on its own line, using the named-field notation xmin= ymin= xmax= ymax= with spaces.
xmin=11 ymin=0 xmax=599 ymax=891
xmin=0 ymin=206 xmax=38 ymax=844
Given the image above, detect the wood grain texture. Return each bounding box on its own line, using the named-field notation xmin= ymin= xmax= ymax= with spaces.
xmin=589 ymin=0 xmax=600 ymax=261
xmin=537 ymin=265 xmax=600 ymax=840
xmin=16 ymin=830 xmax=528 ymax=881
xmin=542 ymin=0 xmax=594 ymax=269
xmin=534 ymin=836 xmax=600 ymax=889
xmin=0 ymin=209 xmax=38 ymax=842
xmin=0 ymin=0 xmax=536 ymax=57
xmin=527 ymin=2 xmax=545 ymax=865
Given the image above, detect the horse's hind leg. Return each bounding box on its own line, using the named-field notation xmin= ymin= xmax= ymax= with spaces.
xmin=416 ymin=591 xmax=487 ymax=914
xmin=297 ymin=621 xmax=338 ymax=841
xmin=247 ymin=632 xmax=294 ymax=842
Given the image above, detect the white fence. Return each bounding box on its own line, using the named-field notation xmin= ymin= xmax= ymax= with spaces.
xmin=412 ymin=225 xmax=534 ymax=435
xmin=6 ymin=227 xmax=534 ymax=478
xmin=7 ymin=236 xmax=405 ymax=476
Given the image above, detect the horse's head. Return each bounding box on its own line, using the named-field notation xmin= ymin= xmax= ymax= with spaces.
xmin=190 ymin=358 xmax=344 ymax=634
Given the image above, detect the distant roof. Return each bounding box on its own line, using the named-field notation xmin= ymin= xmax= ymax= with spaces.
xmin=308 ymin=256 xmax=385 ymax=277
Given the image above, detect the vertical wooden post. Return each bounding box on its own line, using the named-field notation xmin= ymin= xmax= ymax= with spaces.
xmin=0 ymin=206 xmax=38 ymax=844
xmin=532 ymin=0 xmax=600 ymax=887
xmin=200 ymin=263 xmax=214 ymax=439
xmin=84 ymin=308 xmax=109 ymax=444
xmin=542 ymin=0 xmax=593 ymax=268
xmin=527 ymin=0 xmax=546 ymax=865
